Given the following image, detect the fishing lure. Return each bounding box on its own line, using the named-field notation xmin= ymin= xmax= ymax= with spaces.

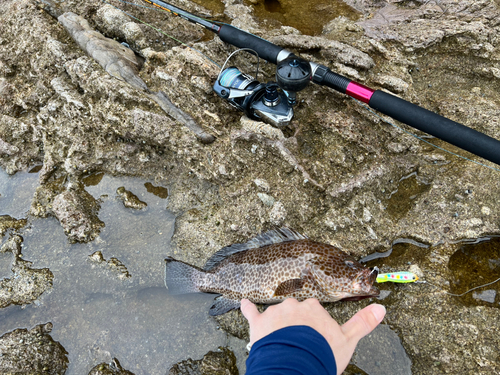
xmin=376 ymin=271 xmax=418 ymax=283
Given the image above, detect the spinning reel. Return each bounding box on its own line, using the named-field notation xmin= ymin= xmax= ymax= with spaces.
xmin=213 ymin=50 xmax=312 ymax=128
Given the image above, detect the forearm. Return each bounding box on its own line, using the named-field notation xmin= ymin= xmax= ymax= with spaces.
xmin=245 ymin=325 xmax=337 ymax=375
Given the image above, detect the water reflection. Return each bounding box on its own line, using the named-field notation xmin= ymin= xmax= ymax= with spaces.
xmin=0 ymin=174 xmax=230 ymax=374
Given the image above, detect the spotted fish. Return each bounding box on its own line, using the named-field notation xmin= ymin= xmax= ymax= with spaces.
xmin=164 ymin=228 xmax=379 ymax=316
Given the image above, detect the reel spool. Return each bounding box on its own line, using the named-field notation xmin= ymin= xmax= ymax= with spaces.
xmin=213 ymin=50 xmax=307 ymax=128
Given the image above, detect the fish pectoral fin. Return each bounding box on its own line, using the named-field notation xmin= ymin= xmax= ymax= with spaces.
xmin=273 ymin=278 xmax=305 ymax=297
xmin=209 ymin=296 xmax=241 ymax=316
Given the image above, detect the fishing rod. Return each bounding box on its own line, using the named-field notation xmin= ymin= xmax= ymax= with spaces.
xmin=143 ymin=0 xmax=500 ymax=166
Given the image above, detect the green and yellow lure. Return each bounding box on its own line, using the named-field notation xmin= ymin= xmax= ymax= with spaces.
xmin=376 ymin=271 xmax=418 ymax=283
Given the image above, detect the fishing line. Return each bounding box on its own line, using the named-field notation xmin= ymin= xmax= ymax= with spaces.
xmin=416 ymin=277 xmax=500 ymax=297
xmin=99 ymin=0 xmax=221 ymax=67
xmin=353 ymin=98 xmax=500 ymax=173
xmin=378 ymin=271 xmax=500 ymax=298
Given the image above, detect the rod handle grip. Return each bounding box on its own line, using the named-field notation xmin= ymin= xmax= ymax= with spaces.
xmin=218 ymin=25 xmax=284 ymax=64
xmin=369 ymin=90 xmax=500 ymax=166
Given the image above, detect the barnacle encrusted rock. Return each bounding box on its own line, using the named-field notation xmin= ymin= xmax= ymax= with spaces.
xmin=30 ymin=182 xmax=104 ymax=243
xmin=0 ymin=323 xmax=68 ymax=374
xmin=168 ymin=347 xmax=238 ymax=375
xmin=88 ymin=358 xmax=135 ymax=375
xmin=0 ymin=234 xmax=53 ymax=308
xmin=116 ymin=186 xmax=147 ymax=210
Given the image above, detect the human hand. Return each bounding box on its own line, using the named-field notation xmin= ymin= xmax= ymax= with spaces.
xmin=240 ymin=298 xmax=386 ymax=375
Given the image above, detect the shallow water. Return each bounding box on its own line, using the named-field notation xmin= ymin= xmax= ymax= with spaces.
xmin=0 ymin=168 xmax=40 ymax=279
xmin=187 ymin=0 xmax=359 ymax=35
xmin=0 ymin=173 xmax=238 ymax=374
xmin=0 ymin=168 xmax=39 ymax=218
xmin=0 ymin=171 xmax=414 ymax=375
xmin=448 ymin=236 xmax=500 ymax=307
xmin=244 ymin=0 xmax=360 ymax=35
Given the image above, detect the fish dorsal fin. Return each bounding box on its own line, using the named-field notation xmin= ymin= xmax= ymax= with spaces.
xmin=203 ymin=227 xmax=307 ymax=271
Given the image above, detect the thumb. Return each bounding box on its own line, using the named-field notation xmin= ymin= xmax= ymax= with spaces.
xmin=341 ymin=304 xmax=386 ymax=343
xmin=240 ymin=299 xmax=260 ymax=324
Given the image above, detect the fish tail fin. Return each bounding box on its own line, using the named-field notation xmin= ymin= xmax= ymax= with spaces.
xmin=164 ymin=257 xmax=203 ymax=295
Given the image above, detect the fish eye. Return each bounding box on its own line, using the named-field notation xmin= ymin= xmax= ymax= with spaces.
xmin=344 ymin=260 xmax=355 ymax=268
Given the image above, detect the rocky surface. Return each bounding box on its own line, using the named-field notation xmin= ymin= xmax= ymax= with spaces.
xmin=88 ymin=358 xmax=135 ymax=375
xmin=116 ymin=186 xmax=147 ymax=210
xmin=0 ymin=234 xmax=54 ymax=308
xmin=30 ymin=181 xmax=105 ymax=243
xmin=168 ymin=347 xmax=238 ymax=375
xmin=0 ymin=322 xmax=68 ymax=374
xmin=0 ymin=0 xmax=499 ymax=373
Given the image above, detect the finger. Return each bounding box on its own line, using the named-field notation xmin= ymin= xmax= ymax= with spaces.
xmin=341 ymin=304 xmax=386 ymax=343
xmin=240 ymin=299 xmax=260 ymax=324
xmin=303 ymin=298 xmax=321 ymax=307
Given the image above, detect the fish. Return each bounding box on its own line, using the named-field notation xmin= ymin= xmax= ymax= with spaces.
xmin=164 ymin=228 xmax=379 ymax=316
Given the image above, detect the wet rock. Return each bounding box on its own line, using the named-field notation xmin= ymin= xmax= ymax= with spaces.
xmin=269 ymin=34 xmax=375 ymax=70
xmin=88 ymin=251 xmax=131 ymax=279
xmin=96 ymin=5 xmax=147 ymax=50
xmin=31 ymin=182 xmax=104 ymax=243
xmin=52 ymin=185 xmax=104 ymax=243
xmin=88 ymin=358 xmax=134 ymax=375
xmin=269 ymin=201 xmax=287 ymax=226
xmin=0 ymin=234 xmax=23 ymax=254
xmin=168 ymin=347 xmax=238 ymax=375
xmin=253 ymin=178 xmax=270 ymax=192
xmin=354 ymin=324 xmax=412 ymax=374
xmin=107 ymin=257 xmax=131 ymax=279
xmin=0 ymin=215 xmax=27 ymax=237
xmin=0 ymin=115 xmax=42 ymax=174
xmin=212 ymin=308 xmax=259 ymax=341
xmin=387 ymin=292 xmax=500 ymax=374
xmin=0 ymin=322 xmax=68 ymax=374
xmin=116 ymin=186 xmax=147 ymax=210
xmin=240 ymin=116 xmax=285 ymax=140
xmin=372 ymin=74 xmax=410 ymax=93
xmin=0 ymin=234 xmax=54 ymax=308
xmin=0 ymin=256 xmax=54 ymax=309
xmin=88 ymin=250 xmax=106 ymax=263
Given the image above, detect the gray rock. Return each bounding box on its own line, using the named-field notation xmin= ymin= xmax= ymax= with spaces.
xmin=116 ymin=186 xmax=147 ymax=210
xmin=0 ymin=323 xmax=68 ymax=374
xmin=30 ymin=182 xmax=104 ymax=243
xmin=0 ymin=234 xmax=53 ymax=308
xmin=88 ymin=358 xmax=135 ymax=375
xmin=168 ymin=347 xmax=238 ymax=375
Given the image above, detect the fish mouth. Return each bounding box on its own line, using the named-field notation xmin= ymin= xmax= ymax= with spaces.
xmin=341 ymin=284 xmax=379 ymax=301
xmin=347 ymin=267 xmax=380 ymax=299
xmin=367 ymin=285 xmax=380 ymax=297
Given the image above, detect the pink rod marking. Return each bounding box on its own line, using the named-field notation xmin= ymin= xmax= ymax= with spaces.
xmin=345 ymin=82 xmax=375 ymax=104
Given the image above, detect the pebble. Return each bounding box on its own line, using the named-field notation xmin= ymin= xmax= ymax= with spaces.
xmin=257 ymin=193 xmax=275 ymax=207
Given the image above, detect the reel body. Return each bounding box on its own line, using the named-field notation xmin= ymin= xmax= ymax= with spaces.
xmin=213 ymin=67 xmax=293 ymax=128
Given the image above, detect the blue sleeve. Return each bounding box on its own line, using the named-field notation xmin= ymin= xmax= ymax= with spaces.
xmin=245 ymin=325 xmax=337 ymax=375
